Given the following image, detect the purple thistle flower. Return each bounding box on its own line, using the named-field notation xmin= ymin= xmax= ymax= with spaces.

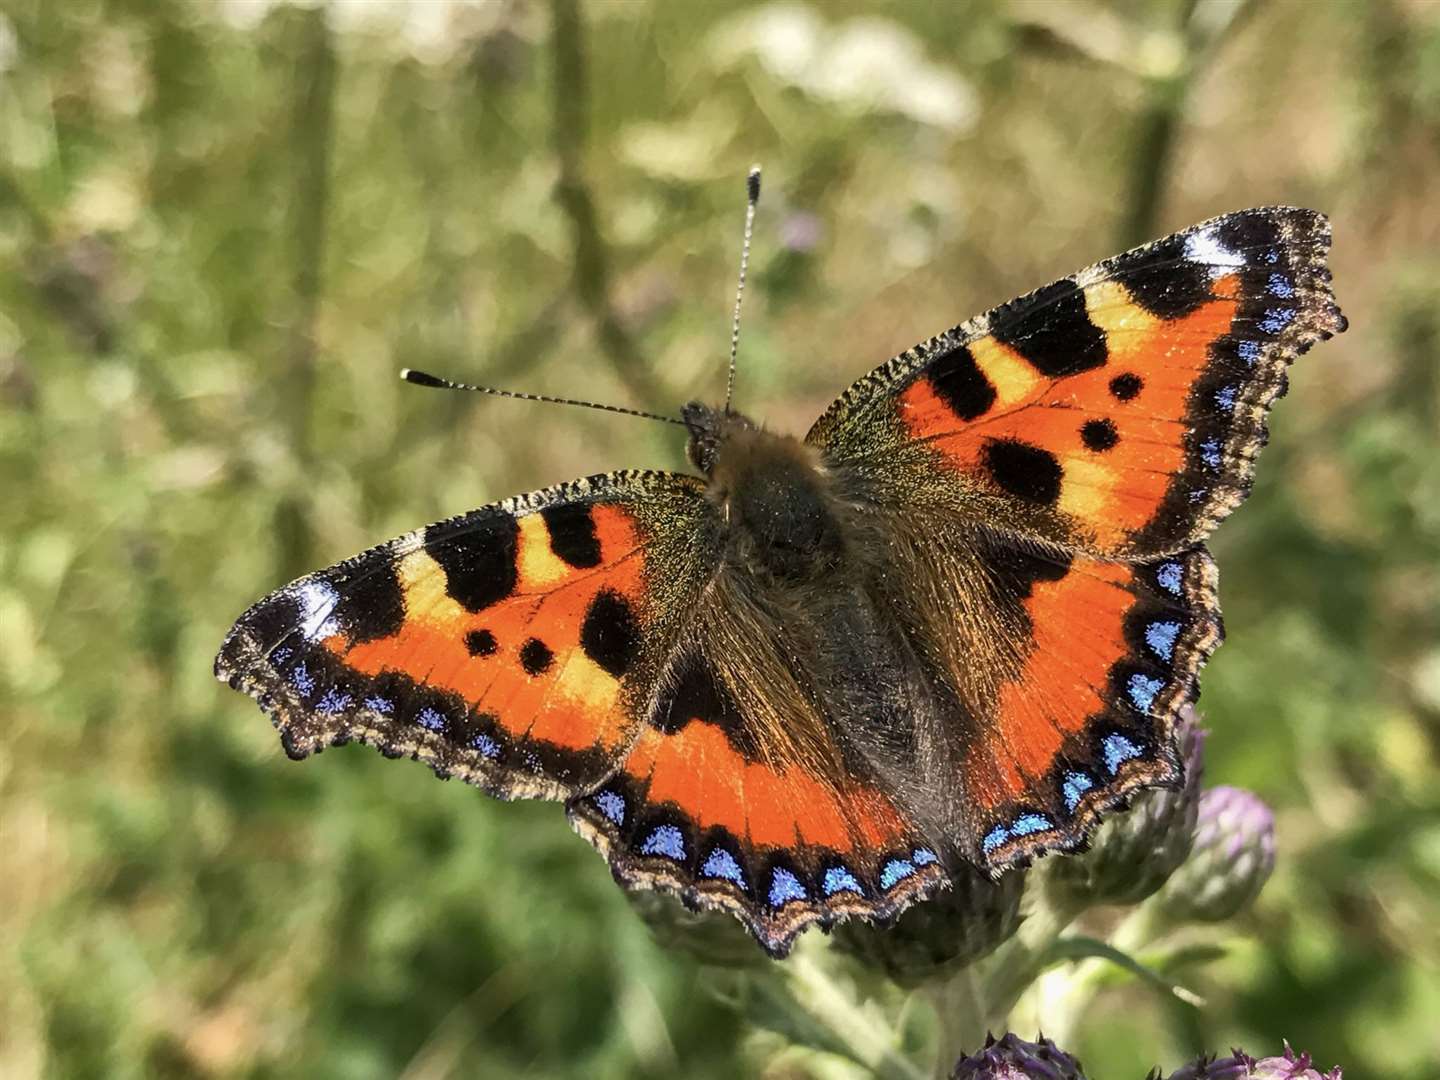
xmin=1157 ymin=785 xmax=1277 ymax=923
xmin=952 ymin=1032 xmax=1088 ymax=1080
xmin=1162 ymin=1043 xmax=1341 ymax=1079
xmin=779 ymin=210 xmax=823 ymax=252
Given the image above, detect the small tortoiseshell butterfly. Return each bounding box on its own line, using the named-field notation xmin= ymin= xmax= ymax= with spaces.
xmin=217 ymin=194 xmax=1345 ymax=956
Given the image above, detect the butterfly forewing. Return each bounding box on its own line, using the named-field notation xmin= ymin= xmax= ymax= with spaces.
xmin=215 ymin=470 xmax=713 ymax=801
xmin=808 ymin=207 xmax=1346 ymax=558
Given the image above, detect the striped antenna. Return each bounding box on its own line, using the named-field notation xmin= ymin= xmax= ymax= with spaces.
xmin=399 ymin=368 xmax=685 ymax=426
xmin=724 ymin=165 xmax=761 ymax=414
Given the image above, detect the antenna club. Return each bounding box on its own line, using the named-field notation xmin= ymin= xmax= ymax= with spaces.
xmin=400 ymin=368 xmax=449 ymax=388
xmin=747 ymin=166 xmax=762 ymax=203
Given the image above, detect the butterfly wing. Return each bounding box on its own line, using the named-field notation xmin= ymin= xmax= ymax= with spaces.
xmin=951 ymin=538 xmax=1222 ymax=865
xmin=567 ymin=646 xmax=946 ymax=957
xmin=805 ymin=207 xmax=1344 ymax=870
xmin=215 ymin=470 xmax=714 ymax=801
xmin=808 ymin=207 xmax=1346 ymax=557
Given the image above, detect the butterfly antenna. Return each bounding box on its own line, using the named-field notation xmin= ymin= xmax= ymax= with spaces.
xmin=724 ymin=165 xmax=761 ymax=415
xmin=400 ymin=368 xmax=687 ymax=427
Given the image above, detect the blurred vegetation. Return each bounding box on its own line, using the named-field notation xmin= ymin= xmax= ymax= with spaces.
xmin=3 ymin=0 xmax=1439 ymax=1077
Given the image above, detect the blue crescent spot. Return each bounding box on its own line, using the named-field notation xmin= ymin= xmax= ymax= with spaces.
xmin=912 ymin=848 xmax=939 ymax=867
xmin=701 ymin=847 xmax=746 ymax=888
xmin=315 ymin=687 xmax=351 ymax=714
xmin=1127 ymin=673 xmax=1165 ymax=713
xmin=981 ymin=825 xmax=1010 ymax=855
xmin=639 ymin=824 xmax=686 ymax=861
xmin=768 ymin=867 xmax=807 ymax=909
xmin=1260 ymin=307 xmax=1295 ymax=334
xmin=1009 ymin=813 xmax=1053 ymax=838
xmin=471 ymin=733 xmax=499 ymax=759
xmin=822 ymin=866 xmax=863 ymax=897
xmin=592 ymin=790 xmax=625 ymax=825
xmin=1214 ymin=384 xmax=1237 ymax=412
xmin=1145 ymin=620 xmax=1181 ymax=661
xmin=1200 ymin=437 xmax=1222 ymax=468
xmin=1267 ymin=272 xmax=1295 ymax=298
xmin=363 ymin=694 xmax=394 ymax=716
xmin=416 ymin=707 xmax=446 ymax=733
xmin=1237 ymin=339 xmax=1261 ymax=365
xmin=289 ymin=663 xmax=315 ymax=695
xmin=1156 ymin=562 xmax=1183 ymax=595
xmin=1103 ymin=733 xmax=1143 ymax=774
xmin=879 ymin=858 xmax=916 ymax=890
xmin=270 ymin=646 xmax=293 ymax=665
xmin=1063 ymin=771 xmax=1094 ymax=811
xmin=1264 ymin=249 xmax=1279 ymax=264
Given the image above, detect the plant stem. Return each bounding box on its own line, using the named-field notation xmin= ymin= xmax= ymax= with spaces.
xmin=980 ymin=869 xmax=1081 ymax=1027
xmin=926 ymin=965 xmax=987 ymax=1079
xmin=548 ymin=0 xmax=667 ymax=414
xmin=276 ymin=3 xmax=336 ymax=580
xmin=780 ymin=950 xmax=927 ymax=1080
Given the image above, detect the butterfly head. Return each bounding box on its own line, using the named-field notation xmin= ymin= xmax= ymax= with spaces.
xmin=682 ymin=401 xmax=755 ymax=475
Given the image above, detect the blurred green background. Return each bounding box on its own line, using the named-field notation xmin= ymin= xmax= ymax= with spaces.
xmin=3 ymin=1 xmax=1439 ymax=1077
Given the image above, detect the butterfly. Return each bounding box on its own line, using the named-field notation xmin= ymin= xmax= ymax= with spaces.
xmin=216 ymin=202 xmax=1345 ymax=957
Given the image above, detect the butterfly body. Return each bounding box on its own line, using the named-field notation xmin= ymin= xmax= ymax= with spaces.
xmin=218 ymin=207 xmax=1345 ymax=955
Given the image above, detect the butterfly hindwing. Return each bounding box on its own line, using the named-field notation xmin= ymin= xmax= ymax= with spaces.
xmin=962 ymin=542 xmax=1221 ymax=866
xmin=215 ymin=470 xmax=713 ymax=801
xmin=567 ymin=647 xmax=946 ymax=956
xmin=808 ymin=207 xmax=1346 ymax=557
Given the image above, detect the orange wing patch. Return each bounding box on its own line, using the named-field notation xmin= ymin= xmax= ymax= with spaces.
xmin=333 ymin=512 xmax=643 ymax=753
xmin=567 ymin=652 xmax=944 ymax=957
xmin=966 ymin=545 xmax=1223 ymax=867
xmin=898 ymin=275 xmax=1240 ymax=552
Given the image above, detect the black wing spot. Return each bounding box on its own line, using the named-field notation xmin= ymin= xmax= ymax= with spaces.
xmin=1113 ymin=233 xmax=1214 ymax=319
xmin=1109 ymin=372 xmax=1143 ymax=401
xmin=520 ymin=637 xmax=555 ymax=675
xmin=990 ymin=279 xmax=1108 ymax=377
xmin=975 ymin=536 xmax=1072 ymax=601
xmin=333 ymin=562 xmax=406 ymax=643
xmin=1081 ymin=418 xmax=1119 ymax=452
xmin=541 ymin=503 xmax=602 ymax=569
xmin=927 ymin=344 xmax=996 ymax=421
xmin=581 ymin=589 xmax=641 ymax=678
xmin=465 ymin=628 xmax=497 ymax=657
xmin=649 ymin=653 xmax=760 ymax=758
xmin=425 ymin=515 xmax=519 ymax=613
xmin=984 ymin=438 xmax=1063 ymax=505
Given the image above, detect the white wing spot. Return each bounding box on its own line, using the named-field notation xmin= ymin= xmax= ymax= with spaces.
xmin=296 ymin=580 xmax=341 ymax=641
xmin=1183 ymin=227 xmax=1246 ymax=277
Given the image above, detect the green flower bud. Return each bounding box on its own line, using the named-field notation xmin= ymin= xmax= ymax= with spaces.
xmin=626 ymin=890 xmax=767 ymax=968
xmin=1162 ymin=1044 xmax=1341 ymax=1079
xmin=1047 ymin=708 xmax=1205 ymax=910
xmin=1155 ymin=784 xmax=1276 ymax=924
xmin=952 ymin=1032 xmax=1088 ymax=1080
xmin=833 ymin=865 xmax=1024 ymax=987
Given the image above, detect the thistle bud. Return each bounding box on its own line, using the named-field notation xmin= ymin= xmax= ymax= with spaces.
xmin=1047 ymin=708 xmax=1206 ymax=910
xmin=1155 ymin=785 xmax=1276 ymax=924
xmin=626 ymin=890 xmax=767 ymax=968
xmin=951 ymin=1032 xmax=1088 ymax=1080
xmin=833 ymin=866 xmax=1024 ymax=987
xmin=1163 ymin=1044 xmax=1341 ymax=1079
